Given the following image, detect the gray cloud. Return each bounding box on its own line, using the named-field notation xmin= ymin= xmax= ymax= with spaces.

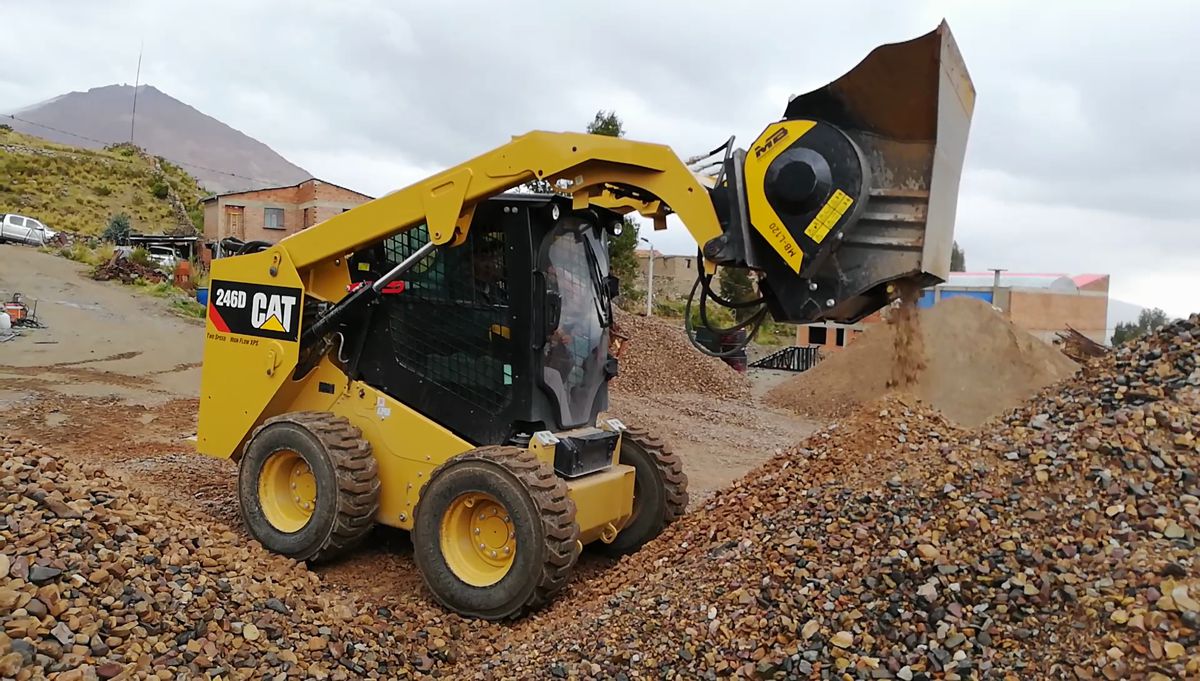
xmin=2 ymin=0 xmax=1198 ymax=316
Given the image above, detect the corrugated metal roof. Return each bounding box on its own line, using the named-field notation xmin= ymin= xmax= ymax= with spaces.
xmin=942 ymin=272 xmax=1108 ymax=292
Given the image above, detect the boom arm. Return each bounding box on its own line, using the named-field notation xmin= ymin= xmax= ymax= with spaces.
xmin=198 ymin=21 xmax=972 ymax=459
xmin=280 ymin=131 xmax=722 ymax=285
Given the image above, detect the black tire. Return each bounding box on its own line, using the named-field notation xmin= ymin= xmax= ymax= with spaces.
xmin=238 ymin=412 xmax=379 ymax=563
xmin=413 ymin=446 xmax=580 ymax=620
xmin=599 ymin=423 xmax=688 ymax=556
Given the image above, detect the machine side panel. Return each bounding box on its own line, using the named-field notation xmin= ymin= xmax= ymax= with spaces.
xmin=267 ymin=358 xmax=475 ymax=530
xmin=197 ymin=249 xmax=305 ymax=459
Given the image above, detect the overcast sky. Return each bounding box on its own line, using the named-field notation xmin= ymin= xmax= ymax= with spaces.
xmin=3 ymin=1 xmax=1198 ymax=322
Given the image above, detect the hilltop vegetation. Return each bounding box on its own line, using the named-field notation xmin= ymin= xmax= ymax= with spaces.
xmin=0 ymin=127 xmax=206 ymax=235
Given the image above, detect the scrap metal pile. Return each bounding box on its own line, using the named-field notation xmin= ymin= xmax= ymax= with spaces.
xmin=1055 ymin=325 xmax=1111 ymax=363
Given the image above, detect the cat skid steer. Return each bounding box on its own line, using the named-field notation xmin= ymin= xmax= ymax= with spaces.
xmin=196 ymin=22 xmax=974 ymax=619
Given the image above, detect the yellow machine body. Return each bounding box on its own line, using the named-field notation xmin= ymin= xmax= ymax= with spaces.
xmin=196 ymin=130 xmax=711 ymax=544
xmin=196 ymin=22 xmax=974 ymax=582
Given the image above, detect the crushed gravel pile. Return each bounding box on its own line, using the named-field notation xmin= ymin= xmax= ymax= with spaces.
xmin=0 ymin=440 xmax=475 ymax=680
xmin=610 ymin=310 xmax=750 ymax=400
xmin=766 ymin=297 xmax=1078 ymax=426
xmin=477 ymin=314 xmax=1200 ymax=679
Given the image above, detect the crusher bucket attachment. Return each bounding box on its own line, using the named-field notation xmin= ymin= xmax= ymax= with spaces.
xmin=705 ymin=21 xmax=976 ymax=324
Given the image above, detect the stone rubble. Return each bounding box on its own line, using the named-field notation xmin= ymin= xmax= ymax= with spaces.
xmin=473 ymin=314 xmax=1200 ymax=678
xmin=3 ymin=313 xmax=1198 ymax=679
xmin=0 ymin=442 xmax=473 ymax=680
xmin=610 ymin=310 xmax=751 ymax=400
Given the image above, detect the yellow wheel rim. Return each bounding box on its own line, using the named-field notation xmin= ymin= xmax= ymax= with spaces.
xmin=258 ymin=449 xmax=317 ymax=533
xmin=440 ymin=492 xmax=516 ymax=587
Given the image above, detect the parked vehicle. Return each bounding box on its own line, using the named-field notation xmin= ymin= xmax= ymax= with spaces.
xmin=113 ymin=244 xmax=181 ymax=272
xmin=147 ymin=246 xmax=179 ymax=271
xmin=0 ymin=213 xmax=57 ymax=246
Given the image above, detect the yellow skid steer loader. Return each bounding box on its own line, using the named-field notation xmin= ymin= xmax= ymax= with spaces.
xmin=195 ymin=22 xmax=975 ymax=619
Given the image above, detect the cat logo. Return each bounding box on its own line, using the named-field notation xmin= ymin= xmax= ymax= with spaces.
xmin=753 ymin=127 xmax=788 ymax=159
xmin=207 ymin=280 xmax=303 ymax=341
xmin=251 ymin=293 xmax=297 ymax=333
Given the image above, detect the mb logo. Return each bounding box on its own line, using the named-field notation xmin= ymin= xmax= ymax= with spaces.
xmin=207 ymin=280 xmax=303 ymax=341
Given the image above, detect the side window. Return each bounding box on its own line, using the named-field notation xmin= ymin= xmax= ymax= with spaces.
xmin=264 ymin=208 xmax=285 ymax=230
xmin=9 ymin=216 xmax=24 ymax=228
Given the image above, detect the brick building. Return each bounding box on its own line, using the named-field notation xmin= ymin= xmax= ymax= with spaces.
xmin=201 ymin=178 xmax=372 ymax=254
xmin=796 ymin=272 xmax=1111 ymax=351
xmin=634 ymin=250 xmax=719 ymax=300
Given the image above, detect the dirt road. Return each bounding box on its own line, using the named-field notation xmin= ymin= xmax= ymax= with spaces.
xmin=0 ymin=243 xmax=819 ymax=608
xmin=0 ymin=243 xmax=203 ymax=403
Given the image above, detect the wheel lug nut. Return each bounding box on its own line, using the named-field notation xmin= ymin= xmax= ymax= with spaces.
xmin=490 ymin=550 xmax=497 ymax=558
xmin=479 ymin=543 xmax=486 ymax=550
xmin=474 ymin=528 xmax=480 ymax=535
xmin=503 ymin=547 xmax=510 ymax=555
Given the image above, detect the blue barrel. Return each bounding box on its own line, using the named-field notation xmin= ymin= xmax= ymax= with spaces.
xmin=196 ymin=287 xmax=209 ymax=306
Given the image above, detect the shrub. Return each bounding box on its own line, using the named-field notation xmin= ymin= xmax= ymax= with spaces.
xmin=58 ymin=242 xmax=95 ymax=265
xmin=93 ymin=184 xmax=113 ymax=197
xmin=150 ymin=178 xmax=169 ymax=200
xmin=93 ymin=243 xmax=115 ymax=264
xmin=189 ymin=264 xmax=210 ymax=290
xmin=103 ymin=213 xmax=131 ymax=244
xmin=129 ymin=247 xmax=152 ymax=268
xmin=169 ymin=298 xmax=206 ymax=319
xmin=0 ymin=123 xmax=11 ymax=133
xmin=187 ymin=205 xmax=204 ymax=232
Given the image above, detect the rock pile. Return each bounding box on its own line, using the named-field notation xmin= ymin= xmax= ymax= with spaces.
xmin=610 ymin=310 xmax=750 ymax=400
xmin=0 ymin=440 xmax=472 ymax=680
xmin=90 ymin=255 xmax=165 ymax=285
xmin=477 ymin=314 xmax=1200 ymax=679
xmin=766 ymin=297 xmax=1078 ymax=426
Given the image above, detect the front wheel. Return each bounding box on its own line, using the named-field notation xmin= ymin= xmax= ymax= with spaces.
xmin=237 ymin=412 xmax=380 ymax=563
xmin=599 ymin=423 xmax=689 ymax=556
xmin=413 ymin=446 xmax=580 ymax=620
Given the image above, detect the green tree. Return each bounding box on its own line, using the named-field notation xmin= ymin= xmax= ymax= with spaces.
xmin=582 ymin=110 xmax=640 ymax=301
xmin=586 ymin=110 xmax=624 ymax=137
xmin=103 ymin=213 xmax=132 ymax=244
xmin=1111 ymin=321 xmax=1139 ymax=346
xmin=1111 ymin=307 xmax=1171 ymax=345
xmin=718 ymin=266 xmax=756 ymax=322
xmin=950 ymin=240 xmax=966 ymax=271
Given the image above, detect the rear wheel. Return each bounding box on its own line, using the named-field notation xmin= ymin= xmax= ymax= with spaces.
xmin=413 ymin=446 xmax=579 ymax=620
xmin=599 ymin=423 xmax=688 ymax=556
xmin=238 ymin=412 xmax=380 ymax=563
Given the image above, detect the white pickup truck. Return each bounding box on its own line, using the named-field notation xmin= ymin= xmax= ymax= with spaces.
xmin=0 ymin=213 xmax=57 ymax=246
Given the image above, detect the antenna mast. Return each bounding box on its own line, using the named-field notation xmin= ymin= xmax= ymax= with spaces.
xmin=130 ymin=40 xmax=144 ymax=144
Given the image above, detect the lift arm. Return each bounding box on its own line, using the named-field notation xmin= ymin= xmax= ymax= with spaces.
xmin=279 ymin=131 xmax=722 ymax=283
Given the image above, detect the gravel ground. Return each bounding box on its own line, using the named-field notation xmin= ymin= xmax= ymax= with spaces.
xmin=610 ymin=311 xmax=750 ymax=400
xmin=468 ymin=315 xmax=1200 ymax=679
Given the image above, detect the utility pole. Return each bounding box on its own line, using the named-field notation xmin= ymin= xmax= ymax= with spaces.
xmin=989 ymin=267 xmax=1007 ymax=312
xmin=639 ymin=236 xmax=654 ymax=316
xmin=130 ymin=40 xmax=144 ymax=144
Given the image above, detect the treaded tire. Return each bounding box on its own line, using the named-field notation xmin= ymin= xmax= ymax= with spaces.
xmin=413 ymin=446 xmax=580 ymax=620
xmin=599 ymin=422 xmax=688 ymax=556
xmin=238 ymin=412 xmax=379 ymax=563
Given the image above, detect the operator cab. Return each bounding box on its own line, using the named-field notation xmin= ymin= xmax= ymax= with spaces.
xmin=345 ymin=194 xmax=622 ymax=451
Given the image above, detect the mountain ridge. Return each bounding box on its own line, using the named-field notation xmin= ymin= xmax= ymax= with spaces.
xmin=6 ymin=84 xmax=309 ymax=194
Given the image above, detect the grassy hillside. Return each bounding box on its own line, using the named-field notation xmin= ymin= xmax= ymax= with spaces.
xmin=0 ymin=127 xmax=205 ymax=235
